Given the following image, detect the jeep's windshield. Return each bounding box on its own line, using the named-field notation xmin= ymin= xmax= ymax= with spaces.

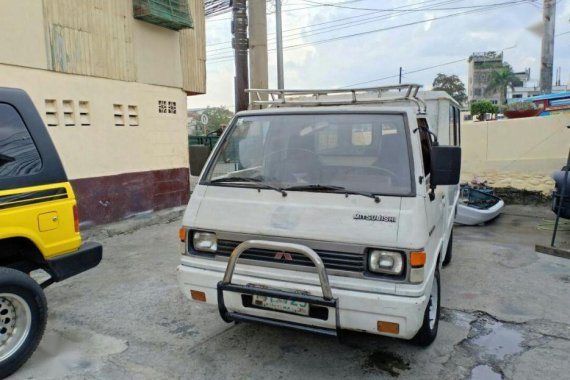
xmin=204 ymin=113 xmax=413 ymax=196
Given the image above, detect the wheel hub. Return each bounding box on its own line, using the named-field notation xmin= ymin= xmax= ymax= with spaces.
xmin=0 ymin=297 xmax=17 ymax=346
xmin=0 ymin=293 xmax=32 ymax=363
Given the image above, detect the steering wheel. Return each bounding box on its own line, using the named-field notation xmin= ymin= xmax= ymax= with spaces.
xmin=352 ymin=166 xmax=397 ymax=178
xmin=264 ymin=148 xmax=318 ymax=160
xmin=264 ymin=148 xmax=320 ymax=183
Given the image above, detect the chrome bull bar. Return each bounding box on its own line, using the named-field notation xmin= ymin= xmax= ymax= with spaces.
xmin=217 ymin=240 xmax=341 ymax=337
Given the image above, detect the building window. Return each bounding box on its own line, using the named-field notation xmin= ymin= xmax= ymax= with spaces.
xmin=168 ymin=101 xmax=177 ymax=114
xmin=128 ymin=105 xmax=139 ymax=126
xmin=158 ymin=100 xmax=167 ymax=114
xmin=114 ymin=104 xmax=125 ymax=126
xmin=45 ymin=99 xmax=59 ymax=127
xmin=133 ymin=0 xmax=193 ymax=31
xmin=474 ymin=89 xmax=482 ymax=96
xmin=79 ymin=101 xmax=90 ymax=126
xmin=513 ymin=94 xmax=523 ymax=99
xmin=159 ymin=100 xmax=177 ymax=114
xmin=62 ymin=100 xmax=75 ymax=126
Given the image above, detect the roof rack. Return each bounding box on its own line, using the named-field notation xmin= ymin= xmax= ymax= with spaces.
xmin=246 ymin=84 xmax=427 ymax=113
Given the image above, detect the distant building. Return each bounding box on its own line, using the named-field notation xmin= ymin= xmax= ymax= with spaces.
xmin=508 ymin=84 xmax=569 ymax=100
xmin=0 ymin=0 xmax=206 ymax=225
xmin=468 ymin=51 xmax=505 ymax=104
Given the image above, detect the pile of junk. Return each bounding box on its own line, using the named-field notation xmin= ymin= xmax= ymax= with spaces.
xmin=456 ymin=164 xmax=570 ymax=228
xmin=455 ymin=177 xmax=505 ymax=226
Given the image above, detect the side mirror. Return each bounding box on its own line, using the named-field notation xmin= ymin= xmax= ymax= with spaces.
xmin=431 ymin=146 xmax=461 ymax=186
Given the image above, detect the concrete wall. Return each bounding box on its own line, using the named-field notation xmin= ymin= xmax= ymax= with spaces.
xmin=0 ymin=64 xmax=188 ymax=179
xmin=0 ymin=0 xmax=206 ymax=93
xmin=461 ymin=114 xmax=570 ymax=193
xmin=133 ymin=21 xmax=183 ymax=88
xmin=0 ymin=0 xmax=48 ymax=70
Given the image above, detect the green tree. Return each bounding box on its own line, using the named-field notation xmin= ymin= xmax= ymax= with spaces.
xmin=470 ymin=100 xmax=500 ymax=121
xmin=485 ymin=64 xmax=523 ymax=105
xmin=432 ymin=74 xmax=467 ymax=105
xmin=195 ymin=106 xmax=234 ymax=135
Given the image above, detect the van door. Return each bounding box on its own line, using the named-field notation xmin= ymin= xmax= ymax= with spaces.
xmin=417 ymin=119 xmax=444 ymax=248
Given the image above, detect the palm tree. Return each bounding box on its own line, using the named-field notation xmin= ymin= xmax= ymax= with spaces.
xmin=485 ymin=64 xmax=523 ymax=105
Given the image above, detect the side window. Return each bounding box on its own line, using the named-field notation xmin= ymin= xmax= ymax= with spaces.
xmin=417 ymin=118 xmax=431 ymax=176
xmin=0 ymin=104 xmax=42 ymax=179
xmin=455 ymin=107 xmax=461 ymax=146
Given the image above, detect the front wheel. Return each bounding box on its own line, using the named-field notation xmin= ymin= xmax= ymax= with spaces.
xmin=0 ymin=268 xmax=48 ymax=379
xmin=412 ymin=268 xmax=440 ymax=347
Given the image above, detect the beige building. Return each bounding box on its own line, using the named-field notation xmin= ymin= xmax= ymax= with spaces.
xmin=0 ymin=0 xmax=205 ymax=225
xmin=467 ymin=51 xmax=504 ymax=104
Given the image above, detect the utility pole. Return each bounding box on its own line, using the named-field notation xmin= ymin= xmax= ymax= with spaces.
xmin=539 ymin=0 xmax=556 ymax=94
xmin=232 ymin=0 xmax=249 ymax=112
xmin=275 ymin=0 xmax=284 ymax=89
xmin=248 ymin=0 xmax=268 ymax=102
xmin=399 ymin=67 xmax=402 ymax=85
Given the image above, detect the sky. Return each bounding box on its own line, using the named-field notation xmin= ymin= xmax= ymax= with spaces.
xmin=189 ymin=0 xmax=570 ymax=110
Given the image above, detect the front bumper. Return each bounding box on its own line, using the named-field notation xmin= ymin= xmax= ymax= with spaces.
xmin=46 ymin=242 xmax=103 ymax=282
xmin=178 ymin=256 xmax=429 ymax=340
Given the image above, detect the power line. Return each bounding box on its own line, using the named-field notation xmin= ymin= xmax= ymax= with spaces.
xmin=208 ymin=0 xmax=532 ymax=64
xmin=300 ymin=0 xmax=528 ymax=12
xmin=207 ymin=0 xmax=465 ymax=54
xmin=207 ymin=0 xmax=444 ymax=45
xmin=207 ymin=0 xmax=530 ymax=58
xmin=341 ymin=59 xmax=467 ymax=88
xmin=207 ymin=0 xmax=466 ymax=50
xmin=341 ymin=45 xmax=518 ymax=88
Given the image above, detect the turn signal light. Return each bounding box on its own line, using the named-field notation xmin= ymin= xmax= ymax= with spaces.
xmin=191 ymin=290 xmax=207 ymax=302
xmin=410 ymin=251 xmax=426 ymax=268
xmin=179 ymin=228 xmax=187 ymax=242
xmin=377 ymin=321 xmax=400 ymax=334
xmin=73 ymin=205 xmax=80 ymax=233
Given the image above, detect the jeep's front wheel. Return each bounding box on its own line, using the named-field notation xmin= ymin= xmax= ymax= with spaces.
xmin=0 ymin=268 xmax=47 ymax=379
xmin=412 ymin=268 xmax=440 ymax=347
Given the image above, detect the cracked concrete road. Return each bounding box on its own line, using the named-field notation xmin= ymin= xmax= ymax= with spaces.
xmin=9 ymin=205 xmax=570 ymax=380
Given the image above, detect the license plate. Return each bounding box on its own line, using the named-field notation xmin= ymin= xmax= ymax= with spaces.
xmin=252 ymin=295 xmax=310 ymax=316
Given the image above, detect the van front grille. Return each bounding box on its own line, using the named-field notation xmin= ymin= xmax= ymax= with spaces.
xmin=215 ymin=239 xmax=364 ymax=273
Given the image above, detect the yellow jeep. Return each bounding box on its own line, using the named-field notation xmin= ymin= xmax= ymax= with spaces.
xmin=0 ymin=88 xmax=102 ymax=378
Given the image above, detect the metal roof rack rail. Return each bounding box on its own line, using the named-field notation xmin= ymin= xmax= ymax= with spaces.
xmin=247 ymin=84 xmax=427 ymax=113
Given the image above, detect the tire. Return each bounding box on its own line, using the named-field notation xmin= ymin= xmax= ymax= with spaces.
xmin=412 ymin=268 xmax=440 ymax=347
xmin=0 ymin=268 xmax=48 ymax=379
xmin=442 ymin=231 xmax=453 ymax=267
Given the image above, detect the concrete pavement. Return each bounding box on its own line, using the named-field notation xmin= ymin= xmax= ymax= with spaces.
xmin=10 ymin=205 xmax=570 ymax=380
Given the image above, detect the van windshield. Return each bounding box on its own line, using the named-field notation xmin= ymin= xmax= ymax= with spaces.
xmin=204 ymin=113 xmax=413 ymax=196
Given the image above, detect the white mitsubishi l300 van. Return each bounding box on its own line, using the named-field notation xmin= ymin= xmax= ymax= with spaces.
xmin=178 ymin=84 xmax=461 ymax=346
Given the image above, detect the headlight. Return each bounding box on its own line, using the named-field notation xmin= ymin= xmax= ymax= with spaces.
xmin=368 ymin=250 xmax=404 ymax=275
xmin=193 ymin=231 xmax=217 ymax=253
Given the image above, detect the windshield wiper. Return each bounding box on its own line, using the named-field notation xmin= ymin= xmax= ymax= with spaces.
xmin=210 ymin=177 xmax=287 ymax=197
xmin=284 ymin=184 xmax=345 ymax=191
xmin=284 ymin=184 xmax=380 ymax=203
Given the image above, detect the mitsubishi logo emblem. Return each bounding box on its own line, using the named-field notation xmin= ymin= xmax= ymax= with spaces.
xmin=274 ymin=252 xmax=293 ymax=261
